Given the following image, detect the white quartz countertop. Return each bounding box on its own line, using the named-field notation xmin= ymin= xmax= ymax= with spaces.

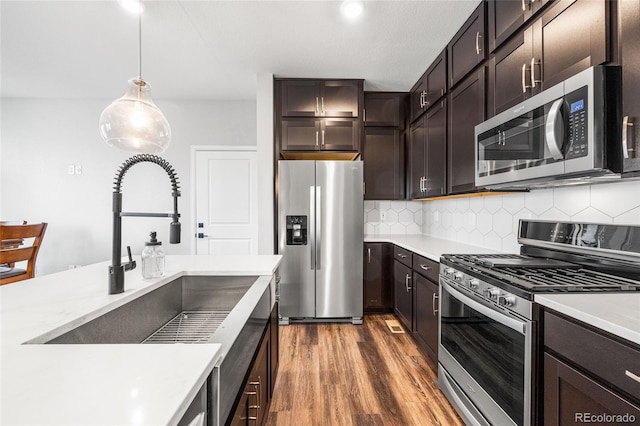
xmin=535 ymin=293 xmax=640 ymax=346
xmin=364 ymin=234 xmax=500 ymax=261
xmin=0 ymin=255 xmax=282 ymax=426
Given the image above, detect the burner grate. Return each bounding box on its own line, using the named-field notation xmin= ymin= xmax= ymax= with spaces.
xmin=444 ymin=254 xmax=640 ymax=292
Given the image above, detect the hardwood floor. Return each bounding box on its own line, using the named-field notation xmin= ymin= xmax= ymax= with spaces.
xmin=266 ymin=314 xmax=463 ymax=426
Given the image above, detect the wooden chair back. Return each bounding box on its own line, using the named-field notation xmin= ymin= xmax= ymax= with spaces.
xmin=0 ymin=223 xmax=48 ymax=285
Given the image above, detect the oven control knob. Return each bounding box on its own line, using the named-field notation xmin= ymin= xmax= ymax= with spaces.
xmin=484 ymin=288 xmax=500 ymax=300
xmin=454 ymin=272 xmax=464 ymax=282
xmin=498 ymin=295 xmax=516 ymax=307
xmin=468 ymin=279 xmax=480 ymax=290
xmin=445 ymin=268 xmax=455 ymax=277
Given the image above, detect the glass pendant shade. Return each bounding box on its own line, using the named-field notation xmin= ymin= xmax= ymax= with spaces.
xmin=99 ymin=78 xmax=171 ymax=154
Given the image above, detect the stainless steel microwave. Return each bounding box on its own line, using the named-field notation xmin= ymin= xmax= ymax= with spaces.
xmin=475 ymin=66 xmax=622 ymax=189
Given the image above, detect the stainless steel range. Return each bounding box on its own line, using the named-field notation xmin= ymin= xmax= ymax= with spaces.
xmin=437 ymin=220 xmax=640 ymax=426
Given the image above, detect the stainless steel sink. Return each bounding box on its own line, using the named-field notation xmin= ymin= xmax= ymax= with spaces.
xmin=46 ymin=275 xmax=256 ymax=344
xmin=41 ymin=274 xmax=273 ymax=426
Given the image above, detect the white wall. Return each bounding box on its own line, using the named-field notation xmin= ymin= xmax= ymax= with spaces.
xmin=1 ymin=98 xmax=256 ymax=275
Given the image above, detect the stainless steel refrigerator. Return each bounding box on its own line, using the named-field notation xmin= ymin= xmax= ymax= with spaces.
xmin=277 ymin=160 xmax=363 ymax=324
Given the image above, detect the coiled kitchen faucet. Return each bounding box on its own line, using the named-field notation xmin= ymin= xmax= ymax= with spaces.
xmin=109 ymin=154 xmax=181 ymax=294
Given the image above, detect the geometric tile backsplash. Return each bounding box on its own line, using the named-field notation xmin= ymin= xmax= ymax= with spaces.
xmin=364 ymin=200 xmax=423 ymax=235
xmin=365 ymin=179 xmax=640 ymax=253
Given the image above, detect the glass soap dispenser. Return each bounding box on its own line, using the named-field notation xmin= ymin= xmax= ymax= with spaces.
xmin=141 ymin=231 xmax=165 ymax=279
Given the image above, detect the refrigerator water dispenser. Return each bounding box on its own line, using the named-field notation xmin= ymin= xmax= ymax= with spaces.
xmin=286 ymin=216 xmax=307 ymax=245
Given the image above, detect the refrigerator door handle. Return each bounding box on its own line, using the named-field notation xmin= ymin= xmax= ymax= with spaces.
xmin=316 ymin=185 xmax=321 ymax=270
xmin=309 ymin=186 xmax=316 ymax=270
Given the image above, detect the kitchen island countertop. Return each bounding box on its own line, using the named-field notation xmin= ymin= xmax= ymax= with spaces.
xmin=0 ymin=254 xmax=282 ymax=426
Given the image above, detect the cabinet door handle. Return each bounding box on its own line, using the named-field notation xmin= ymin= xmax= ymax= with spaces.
xmin=321 ymin=97 xmax=325 ymax=115
xmin=315 ymin=130 xmax=319 ymax=147
xmin=521 ymin=0 xmax=527 ymax=11
xmin=521 ymin=63 xmax=532 ymax=93
xmin=397 ymin=253 xmax=407 ymax=259
xmin=248 ymin=376 xmax=261 ymax=409
xmin=315 ymin=97 xmax=320 ymax=115
xmin=368 ymin=248 xmax=371 ymax=264
xmin=623 ymin=116 xmax=635 ymax=159
xmin=475 ymin=31 xmax=482 ymax=55
xmin=432 ymin=293 xmax=439 ymax=316
xmin=419 ymin=264 xmax=431 ymax=271
xmin=420 ymin=90 xmax=429 ymax=108
xmin=363 ymin=108 xmax=366 ymax=122
xmin=531 ymin=57 xmax=541 ymax=88
xmin=321 ymin=129 xmax=325 ymax=146
xmin=625 ymin=370 xmax=640 ymax=384
xmin=405 ymin=274 xmax=412 ymax=292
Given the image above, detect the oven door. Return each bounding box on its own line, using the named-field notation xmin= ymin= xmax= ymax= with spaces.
xmin=438 ymin=279 xmax=533 ymax=426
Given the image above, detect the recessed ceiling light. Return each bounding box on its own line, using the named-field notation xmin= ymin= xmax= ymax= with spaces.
xmin=341 ymin=0 xmax=364 ymax=20
xmin=119 ymin=0 xmax=144 ymax=15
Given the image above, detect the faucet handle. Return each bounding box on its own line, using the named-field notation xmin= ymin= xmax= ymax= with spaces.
xmin=124 ymin=245 xmax=137 ymax=271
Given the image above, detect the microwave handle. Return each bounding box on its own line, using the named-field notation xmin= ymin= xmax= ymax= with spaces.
xmin=545 ymin=99 xmax=565 ymax=160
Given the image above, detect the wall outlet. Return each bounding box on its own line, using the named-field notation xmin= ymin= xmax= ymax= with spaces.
xmin=380 ymin=211 xmax=386 ymax=221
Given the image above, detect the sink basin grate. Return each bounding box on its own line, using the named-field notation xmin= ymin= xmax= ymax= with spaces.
xmin=142 ymin=310 xmax=230 ymax=344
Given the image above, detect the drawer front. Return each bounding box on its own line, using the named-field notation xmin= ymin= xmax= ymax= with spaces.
xmin=394 ymin=246 xmax=412 ymax=267
xmin=544 ymin=310 xmax=640 ymax=403
xmin=412 ymin=254 xmax=439 ymax=283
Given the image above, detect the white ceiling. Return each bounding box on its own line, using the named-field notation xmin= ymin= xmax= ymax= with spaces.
xmin=1 ymin=0 xmax=481 ymax=101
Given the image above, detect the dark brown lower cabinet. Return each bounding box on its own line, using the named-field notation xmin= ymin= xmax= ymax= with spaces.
xmin=228 ymin=303 xmax=278 ymax=426
xmin=541 ymin=309 xmax=640 ymax=425
xmin=269 ymin=302 xmax=279 ymax=396
xmin=413 ymin=272 xmax=438 ymax=364
xmin=393 ymin=260 xmax=413 ymax=331
xmin=543 ymin=353 xmax=640 ymax=425
xmin=364 ymin=243 xmax=393 ymax=313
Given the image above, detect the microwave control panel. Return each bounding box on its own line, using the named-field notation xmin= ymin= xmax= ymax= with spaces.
xmin=565 ymin=86 xmax=589 ymax=160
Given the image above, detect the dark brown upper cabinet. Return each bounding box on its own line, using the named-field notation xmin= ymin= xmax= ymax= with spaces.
xmin=409 ymin=99 xmax=447 ymax=199
xmin=280 ymin=118 xmax=359 ymax=151
xmin=363 ymin=92 xmax=407 ymax=200
xmin=488 ymin=0 xmax=553 ymax=53
xmin=410 ymin=49 xmax=447 ymax=123
xmin=364 ymin=92 xmax=405 ymax=127
xmin=448 ymin=67 xmax=486 ymax=195
xmin=363 ymin=128 xmax=405 ymax=200
xmin=620 ymin=0 xmax=640 ymax=174
xmin=488 ymin=0 xmax=612 ymax=117
xmin=280 ymin=79 xmax=361 ymax=117
xmin=448 ymin=2 xmax=486 ymax=88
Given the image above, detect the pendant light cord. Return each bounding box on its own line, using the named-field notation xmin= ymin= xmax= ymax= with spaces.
xmin=138 ymin=2 xmax=142 ymax=80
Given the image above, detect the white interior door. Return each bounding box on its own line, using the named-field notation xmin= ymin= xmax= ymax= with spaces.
xmin=195 ymin=149 xmax=258 ymax=255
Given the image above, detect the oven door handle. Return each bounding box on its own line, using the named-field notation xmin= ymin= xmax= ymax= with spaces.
xmin=442 ymin=280 xmax=527 ymax=335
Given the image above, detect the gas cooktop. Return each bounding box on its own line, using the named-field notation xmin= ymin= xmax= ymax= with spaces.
xmin=440 ymin=220 xmax=640 ymax=299
xmin=440 ymin=253 xmax=640 ymax=294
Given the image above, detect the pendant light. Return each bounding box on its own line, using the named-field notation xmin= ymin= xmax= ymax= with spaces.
xmin=99 ymin=1 xmax=171 ymax=154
